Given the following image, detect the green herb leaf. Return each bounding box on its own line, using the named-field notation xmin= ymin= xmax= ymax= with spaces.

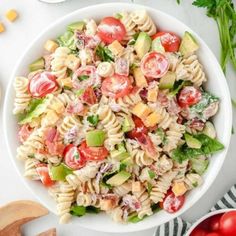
xmin=151 ymin=204 xmax=161 ymax=213
xmin=147 ymin=182 xmax=153 ymax=195
xmin=148 ymin=170 xmax=156 ymax=179
xmin=96 ymin=45 xmax=114 ymax=62
xmin=78 ymin=75 xmax=89 ymax=81
xmin=86 ymin=206 xmax=101 ymax=214
xmin=70 ymin=205 xmax=86 ymax=217
xmin=87 ymin=115 xmax=99 ymax=126
xmin=119 ymin=163 xmax=127 ymax=171
xmin=127 ymin=213 xmax=144 ymax=223
xmin=172 ymin=133 xmax=224 ymax=163
xmin=156 ymin=128 xmax=166 ymax=144
xmin=114 ymin=13 xmax=122 ymax=19
xmin=169 ymin=80 xmax=191 ymax=96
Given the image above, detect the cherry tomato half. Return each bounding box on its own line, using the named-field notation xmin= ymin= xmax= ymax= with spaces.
xmin=78 ymin=141 xmax=109 ymax=161
xmin=28 ymin=71 xmax=58 ymax=97
xmin=152 ymin=31 xmax=181 ymax=52
xmin=127 ymin=116 xmax=148 ymax=139
xmin=190 ymin=228 xmax=208 ymax=236
xmin=160 ymin=190 xmax=185 ymax=213
xmin=36 ymin=163 xmax=54 ymax=187
xmin=63 ymin=144 xmax=86 ymax=170
xmin=101 ymin=74 xmax=132 ymax=98
xmin=178 ymin=86 xmax=202 ymax=108
xmin=220 ymin=211 xmax=236 ymax=236
xmin=97 ymin=17 xmax=126 ymax=44
xmin=141 ymin=52 xmax=169 ymax=78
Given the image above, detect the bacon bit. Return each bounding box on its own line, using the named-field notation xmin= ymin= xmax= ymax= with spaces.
xmin=189 ymin=119 xmax=205 ymax=131
xmin=66 ymin=100 xmax=85 ymax=115
xmin=76 ymin=31 xmax=101 ymax=50
xmin=80 ymin=86 xmax=97 ymax=105
xmin=139 ymin=88 xmax=148 ymax=103
xmin=18 ymin=124 xmax=33 ymax=143
xmin=43 ymin=127 xmax=65 ymax=156
xmin=136 ymin=133 xmax=157 ymax=157
xmin=157 ymin=91 xmax=169 ymax=107
xmin=167 ymin=98 xmax=181 ymax=115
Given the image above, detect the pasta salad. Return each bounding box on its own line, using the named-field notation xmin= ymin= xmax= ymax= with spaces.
xmin=13 ymin=10 xmax=224 ymax=224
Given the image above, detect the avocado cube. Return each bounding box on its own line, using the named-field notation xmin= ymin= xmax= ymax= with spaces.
xmin=122 ymin=116 xmax=135 ymax=132
xmin=86 ymin=130 xmax=106 ymax=147
xmin=134 ymin=32 xmax=151 ymax=59
xmin=50 ymin=164 xmax=72 ymax=181
xmin=152 ymin=37 xmax=165 ymax=53
xmin=106 ymin=171 xmax=131 ymax=186
xmin=67 ymin=21 xmax=85 ymax=31
xmin=184 ymin=133 xmax=202 ymax=149
xmin=179 ymin=31 xmax=199 ymax=57
xmin=29 ymin=57 xmax=45 ymax=72
xmin=159 ymin=71 xmax=176 ymax=90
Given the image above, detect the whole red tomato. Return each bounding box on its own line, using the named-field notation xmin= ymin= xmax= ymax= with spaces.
xmin=220 ymin=211 xmax=236 ymax=236
xmin=190 ymin=228 xmax=208 ymax=236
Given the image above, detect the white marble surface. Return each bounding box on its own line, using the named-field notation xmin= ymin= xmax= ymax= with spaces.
xmin=0 ymin=0 xmax=235 ymax=235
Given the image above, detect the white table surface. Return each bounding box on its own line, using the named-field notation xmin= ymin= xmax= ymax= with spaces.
xmin=0 ymin=0 xmax=236 ymax=235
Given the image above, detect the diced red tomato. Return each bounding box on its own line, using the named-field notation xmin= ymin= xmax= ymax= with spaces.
xmin=190 ymin=228 xmax=208 ymax=236
xmin=152 ymin=31 xmax=181 ymax=52
xmin=136 ymin=133 xmax=157 ymax=157
xmin=127 ymin=116 xmax=148 ymax=139
xmin=160 ymin=190 xmax=185 ymax=213
xmin=178 ymin=86 xmax=202 ymax=108
xmin=78 ymin=141 xmax=109 ymax=161
xmin=101 ymin=74 xmax=132 ymax=98
xmin=63 ymin=144 xmax=87 ymax=170
xmin=36 ymin=163 xmax=54 ymax=187
xmin=28 ymin=71 xmax=58 ymax=97
xmin=81 ymin=86 xmax=97 ymax=105
xmin=141 ymin=52 xmax=169 ymax=78
xmin=220 ymin=211 xmax=236 ymax=236
xmin=115 ymin=58 xmax=129 ymax=76
xmin=18 ymin=124 xmax=33 ymax=143
xmin=97 ymin=17 xmax=126 ymax=44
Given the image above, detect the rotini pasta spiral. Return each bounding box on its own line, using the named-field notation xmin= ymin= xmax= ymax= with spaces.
xmin=176 ymin=54 xmax=207 ymax=87
xmin=113 ymin=181 xmax=132 ymax=197
xmin=120 ymin=11 xmax=136 ymax=41
xmin=97 ymin=105 xmax=124 ymax=150
xmin=150 ymin=170 xmax=177 ymax=203
xmin=51 ymin=47 xmax=70 ymax=80
xmin=173 ymin=160 xmax=189 ymax=183
xmin=133 ymin=184 xmax=153 ymax=219
xmin=56 ymin=182 xmax=75 ymax=224
xmin=131 ymin=10 xmax=156 ymax=36
xmin=184 ymin=173 xmax=202 ymax=190
xmin=76 ymin=192 xmax=100 ymax=207
xmin=13 ymin=77 xmax=31 ymax=114
xmin=24 ymin=158 xmax=40 ymax=180
xmin=58 ymin=115 xmax=81 ymax=136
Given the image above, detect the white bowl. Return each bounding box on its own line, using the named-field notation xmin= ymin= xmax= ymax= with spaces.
xmin=186 ymin=209 xmax=236 ymax=235
xmin=3 ymin=3 xmax=232 ymax=233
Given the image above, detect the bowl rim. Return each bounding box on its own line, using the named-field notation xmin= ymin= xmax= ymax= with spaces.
xmin=186 ymin=208 xmax=236 ymax=235
xmin=2 ymin=2 xmax=232 ymax=233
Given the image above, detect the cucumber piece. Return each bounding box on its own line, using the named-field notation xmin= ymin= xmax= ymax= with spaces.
xmin=134 ymin=32 xmax=151 ymax=59
xmin=106 ymin=171 xmax=131 ymax=186
xmin=179 ymin=31 xmax=199 ymax=57
xmin=184 ymin=133 xmax=202 ymax=149
xmin=86 ymin=130 xmax=105 ymax=147
xmin=110 ymin=150 xmax=130 ymax=161
xmin=67 ymin=21 xmax=85 ymax=31
xmin=159 ymin=71 xmax=176 ymax=89
xmin=29 ymin=57 xmax=45 ymax=72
